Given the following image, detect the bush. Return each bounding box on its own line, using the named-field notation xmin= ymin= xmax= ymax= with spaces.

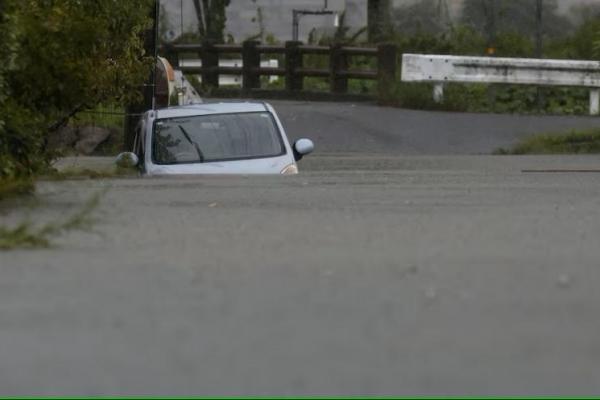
xmin=381 ymin=18 xmax=600 ymax=115
xmin=0 ymin=99 xmax=48 ymax=178
xmin=546 ymin=17 xmax=600 ymax=60
xmin=0 ymin=0 xmax=153 ymax=181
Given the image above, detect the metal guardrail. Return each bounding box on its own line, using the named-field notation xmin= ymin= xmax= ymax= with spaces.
xmin=161 ymin=40 xmax=396 ymax=97
xmin=402 ymin=54 xmax=600 ymax=115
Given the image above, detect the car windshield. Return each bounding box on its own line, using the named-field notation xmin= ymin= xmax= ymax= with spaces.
xmin=152 ymin=112 xmax=285 ymax=164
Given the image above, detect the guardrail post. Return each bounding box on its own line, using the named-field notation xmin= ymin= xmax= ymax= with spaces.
xmin=377 ymin=43 xmax=397 ymax=96
xmin=433 ymin=83 xmax=445 ymax=103
xmin=201 ymin=40 xmax=219 ymax=90
xmin=590 ymin=89 xmax=599 ymax=115
xmin=330 ymin=44 xmax=348 ymax=94
xmin=285 ymin=41 xmax=303 ymax=92
xmin=243 ymin=40 xmax=261 ymax=92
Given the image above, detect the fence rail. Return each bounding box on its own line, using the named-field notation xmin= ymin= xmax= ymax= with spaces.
xmin=161 ymin=40 xmax=396 ymax=97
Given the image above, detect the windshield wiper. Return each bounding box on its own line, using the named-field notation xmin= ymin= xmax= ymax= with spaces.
xmin=178 ymin=125 xmax=205 ymax=162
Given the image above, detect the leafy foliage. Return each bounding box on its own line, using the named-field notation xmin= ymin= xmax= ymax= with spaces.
xmin=0 ymin=178 xmax=34 ymax=201
xmin=391 ymin=23 xmax=537 ymax=59
xmin=0 ymin=0 xmax=153 ymax=179
xmin=0 ymin=190 xmax=103 ymax=250
xmin=391 ymin=0 xmax=452 ymax=36
xmin=461 ymin=0 xmax=572 ymax=40
xmin=544 ymin=18 xmax=599 ymax=60
xmin=384 ymin=3 xmax=600 ymax=116
xmin=192 ymin=0 xmax=230 ymax=42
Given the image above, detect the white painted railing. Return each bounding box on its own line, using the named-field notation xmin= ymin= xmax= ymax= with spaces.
xmin=179 ymin=59 xmax=280 ymax=86
xmin=402 ymin=54 xmax=600 ymax=115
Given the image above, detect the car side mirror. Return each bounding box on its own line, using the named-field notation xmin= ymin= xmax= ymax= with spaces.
xmin=115 ymin=152 xmax=139 ymax=168
xmin=293 ymin=138 xmax=314 ymax=161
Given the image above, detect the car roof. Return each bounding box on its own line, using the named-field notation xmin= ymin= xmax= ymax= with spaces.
xmin=154 ymin=102 xmax=269 ymax=119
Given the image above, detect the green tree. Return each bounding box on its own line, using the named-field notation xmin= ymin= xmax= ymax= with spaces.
xmin=0 ymin=0 xmax=153 ymax=178
xmin=0 ymin=1 xmax=12 ymax=129
xmin=392 ymin=0 xmax=452 ymax=36
xmin=568 ymin=18 xmax=600 ymax=59
xmin=192 ymin=0 xmax=230 ymax=42
xmin=461 ymin=0 xmax=571 ymax=40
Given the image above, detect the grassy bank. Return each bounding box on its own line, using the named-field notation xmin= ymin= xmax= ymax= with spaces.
xmin=1 ymin=163 xmax=136 ymax=250
xmin=0 ymin=178 xmax=35 ymax=201
xmin=495 ymin=128 xmax=600 ymax=155
xmin=0 ymin=190 xmax=103 ymax=250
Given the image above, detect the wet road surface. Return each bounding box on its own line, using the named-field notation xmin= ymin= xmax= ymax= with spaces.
xmin=2 ymin=154 xmax=600 ymax=395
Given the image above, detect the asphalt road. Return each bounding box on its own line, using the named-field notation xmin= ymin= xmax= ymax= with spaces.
xmin=2 ymin=153 xmax=600 ymax=396
xmin=268 ymin=100 xmax=600 ymax=154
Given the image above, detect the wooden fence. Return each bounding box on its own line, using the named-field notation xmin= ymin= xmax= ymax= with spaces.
xmin=162 ymin=40 xmax=397 ymax=97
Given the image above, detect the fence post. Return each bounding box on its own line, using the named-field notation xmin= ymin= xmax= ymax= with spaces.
xmin=377 ymin=43 xmax=397 ymax=98
xmin=242 ymin=40 xmax=261 ymax=92
xmin=330 ymin=43 xmax=348 ymax=94
xmin=285 ymin=41 xmax=303 ymax=92
xmin=163 ymin=44 xmax=179 ymax=69
xmin=201 ymin=40 xmax=219 ymax=90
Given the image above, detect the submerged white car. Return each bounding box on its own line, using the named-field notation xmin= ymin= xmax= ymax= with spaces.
xmin=117 ymin=102 xmax=314 ymax=175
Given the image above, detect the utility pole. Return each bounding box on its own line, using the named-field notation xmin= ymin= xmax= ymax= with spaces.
xmin=367 ymin=0 xmax=391 ymax=43
xmin=535 ymin=0 xmax=543 ymax=58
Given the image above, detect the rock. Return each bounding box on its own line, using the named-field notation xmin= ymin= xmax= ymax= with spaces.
xmin=47 ymin=125 xmax=78 ymax=150
xmin=75 ymin=126 xmax=111 ymax=155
